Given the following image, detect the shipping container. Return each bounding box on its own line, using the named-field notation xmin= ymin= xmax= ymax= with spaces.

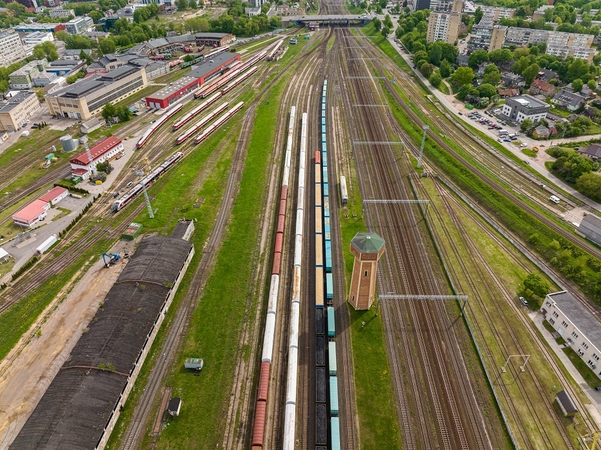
xmin=326 ymin=273 xmax=333 ymax=300
xmin=328 ymin=341 xmax=337 ymax=376
xmin=327 ymin=306 xmax=335 ymax=337
xmin=36 ymin=234 xmax=57 ymax=255
xmin=329 ymin=376 xmax=339 ymax=416
xmin=331 ymin=417 xmax=341 ymax=450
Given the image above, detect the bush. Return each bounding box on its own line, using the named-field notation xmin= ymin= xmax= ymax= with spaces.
xmin=12 ymin=255 xmax=40 ymax=281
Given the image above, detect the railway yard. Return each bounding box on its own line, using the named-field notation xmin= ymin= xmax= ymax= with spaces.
xmin=3 ymin=1 xmax=601 ymax=449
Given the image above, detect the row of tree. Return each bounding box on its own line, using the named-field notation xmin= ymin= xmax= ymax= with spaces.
xmin=549 ymin=147 xmax=601 ymax=201
xmin=101 ymin=102 xmax=132 ymax=125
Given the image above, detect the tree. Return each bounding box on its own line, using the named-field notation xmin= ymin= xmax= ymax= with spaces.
xmin=383 ymin=14 xmax=393 ymax=29
xmin=420 ymin=62 xmax=434 ymax=79
xmin=381 ymin=26 xmax=390 ymax=37
xmin=416 ymin=21 xmax=427 ymax=35
xmin=96 ymin=161 xmax=113 ymax=174
xmin=89 ymin=10 xmax=103 ymax=24
xmin=439 ymin=59 xmax=451 ymax=78
xmin=477 ymin=83 xmax=496 ymax=99
xmin=372 ymin=17 xmax=381 ymax=31
xmin=55 ymin=30 xmax=69 ymax=42
xmin=41 ymin=41 xmax=59 ymax=61
xmin=32 ymin=45 xmax=45 ymax=60
xmin=512 ymin=56 xmax=531 ymax=75
xmin=522 ymin=63 xmax=540 ymax=85
xmin=117 ymin=106 xmax=132 ymax=123
xmin=101 ymin=102 xmax=116 ymax=124
xmin=572 ymin=78 xmax=584 ymax=93
xmin=98 ymin=38 xmax=116 ymax=55
xmin=566 ymin=59 xmax=589 ymax=82
xmin=468 ymin=49 xmax=489 ymax=69
xmin=429 ymin=71 xmax=442 ymax=88
xmin=576 ymin=174 xmax=601 ymax=202
xmin=482 ymin=68 xmax=501 ymax=86
xmin=520 ymin=118 xmax=533 ymax=132
xmin=79 ymin=49 xmax=92 ymax=65
xmin=587 ymin=79 xmax=597 ymax=91
xmin=474 ymin=6 xmax=483 ymax=24
xmin=428 ymin=42 xmax=442 ymax=66
xmin=523 ymin=273 xmax=548 ymax=298
xmin=451 ymin=67 xmax=474 ymax=87
xmin=176 ymin=0 xmax=188 ymax=10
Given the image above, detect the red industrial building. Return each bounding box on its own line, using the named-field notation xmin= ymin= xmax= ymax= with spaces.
xmin=145 ymin=52 xmax=240 ymax=109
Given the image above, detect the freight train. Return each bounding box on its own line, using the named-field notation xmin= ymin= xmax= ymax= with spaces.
xmin=111 ymin=151 xmax=184 ymax=212
xmin=316 ymin=78 xmax=341 ymax=449
xmin=251 ymin=106 xmax=296 ymax=450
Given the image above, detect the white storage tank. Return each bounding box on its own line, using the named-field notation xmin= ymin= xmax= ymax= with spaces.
xmin=36 ymin=234 xmax=57 ymax=255
xmin=60 ymin=135 xmax=77 ymax=152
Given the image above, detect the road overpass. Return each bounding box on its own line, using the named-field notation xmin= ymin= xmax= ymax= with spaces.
xmin=281 ymin=15 xmax=372 ymax=27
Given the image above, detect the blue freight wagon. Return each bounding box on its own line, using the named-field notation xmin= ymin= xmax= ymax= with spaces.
xmin=328 ymin=341 xmax=337 ymax=375
xmin=331 ymin=417 xmax=341 ymax=450
xmin=323 ymin=183 xmax=329 ymax=198
xmin=329 ymin=376 xmax=339 ymax=416
xmin=324 ymin=220 xmax=331 ymax=241
xmin=322 ymin=155 xmax=328 ymax=167
xmin=325 ymin=240 xmax=332 ymax=272
xmin=327 ymin=306 xmax=335 ymax=337
xmin=322 ymin=166 xmax=328 ymax=183
xmin=326 ymin=273 xmax=333 ymax=300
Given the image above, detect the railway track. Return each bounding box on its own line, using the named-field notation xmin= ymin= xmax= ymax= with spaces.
xmin=331 ymin=28 xmax=498 ymax=448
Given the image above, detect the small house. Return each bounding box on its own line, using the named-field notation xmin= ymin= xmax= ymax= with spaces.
xmin=532 ymin=125 xmax=550 ymax=139
xmin=167 ymin=397 xmax=182 ymax=417
xmin=556 ymin=390 xmax=578 ymax=417
xmin=530 ymin=79 xmax=556 ymax=97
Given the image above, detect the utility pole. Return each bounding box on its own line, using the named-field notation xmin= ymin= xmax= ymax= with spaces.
xmin=417 ymin=125 xmax=429 ymax=169
xmin=135 ymin=169 xmax=154 ymax=219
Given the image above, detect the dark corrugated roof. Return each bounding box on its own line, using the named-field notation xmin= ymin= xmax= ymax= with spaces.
xmin=11 ymin=236 xmax=193 ymax=450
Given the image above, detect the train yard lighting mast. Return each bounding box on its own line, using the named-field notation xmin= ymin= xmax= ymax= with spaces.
xmin=417 ymin=125 xmax=429 ymax=169
xmin=80 ymin=135 xmax=94 ymax=176
xmin=135 ymin=168 xmax=154 ymax=219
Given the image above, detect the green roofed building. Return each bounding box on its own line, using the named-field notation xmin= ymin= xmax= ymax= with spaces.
xmin=349 ymin=232 xmax=385 ymax=310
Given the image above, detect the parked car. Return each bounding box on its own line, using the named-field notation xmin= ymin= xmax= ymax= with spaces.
xmin=519 ymin=296 xmax=528 ymax=306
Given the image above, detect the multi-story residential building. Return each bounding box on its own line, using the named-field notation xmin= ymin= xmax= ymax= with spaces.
xmin=45 ymin=64 xmax=148 ymax=121
xmin=9 ymin=59 xmax=49 ymax=89
xmin=426 ymin=0 xmax=463 ymax=44
xmin=502 ymin=95 xmax=549 ymax=123
xmin=480 ymin=5 xmax=514 ymax=21
xmin=49 ymin=8 xmax=75 ymax=18
xmin=65 ymin=16 xmax=93 ymax=35
xmin=22 ymin=31 xmax=54 ymax=46
xmin=547 ymin=46 xmax=596 ymax=63
xmin=0 ymin=91 xmax=41 ymax=132
xmin=0 ymin=32 xmax=26 ymax=65
xmin=14 ymin=23 xmax=66 ymax=33
xmin=472 ymin=25 xmax=596 ymax=61
xmin=541 ymin=291 xmax=601 ymax=380
xmin=532 ymin=4 xmax=553 ymax=21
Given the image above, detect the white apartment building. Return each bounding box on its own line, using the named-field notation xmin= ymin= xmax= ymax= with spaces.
xmin=22 ymin=31 xmax=54 ymax=46
xmin=0 ymin=32 xmax=26 ymax=65
xmin=65 ymin=17 xmax=94 ymax=35
xmin=427 ymin=11 xmax=461 ymax=43
xmin=542 ymin=291 xmax=601 ymax=380
xmin=49 ymin=8 xmax=75 ymax=18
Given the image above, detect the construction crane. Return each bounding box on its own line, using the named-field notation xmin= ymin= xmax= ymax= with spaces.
xmin=102 ymin=253 xmax=120 ymax=268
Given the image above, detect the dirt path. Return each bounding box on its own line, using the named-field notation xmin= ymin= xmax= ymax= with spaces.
xmin=0 ymin=239 xmax=136 ymax=448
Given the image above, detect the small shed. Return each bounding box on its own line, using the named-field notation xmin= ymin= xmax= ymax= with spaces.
xmin=556 ymin=390 xmax=578 ymax=417
xmin=167 ymin=397 xmax=182 ymax=417
xmin=184 ymin=357 xmax=204 ymax=371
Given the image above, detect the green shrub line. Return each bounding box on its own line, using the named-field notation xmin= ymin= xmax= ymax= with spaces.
xmin=54 ymin=183 xmax=90 ymax=195
xmin=58 ymin=195 xmax=97 ymax=239
xmin=11 ymin=255 xmax=40 ymax=281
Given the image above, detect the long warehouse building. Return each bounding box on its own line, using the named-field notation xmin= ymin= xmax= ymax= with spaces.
xmin=45 ymin=64 xmax=148 ymax=121
xmin=10 ymin=224 xmax=195 ymax=450
xmin=145 ymin=52 xmax=240 ymax=109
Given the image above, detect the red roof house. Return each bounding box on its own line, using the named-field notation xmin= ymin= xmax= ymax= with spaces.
xmin=70 ymin=136 xmax=123 ymax=180
xmin=12 ymin=199 xmax=49 ymax=227
xmin=38 ymin=186 xmax=69 ymax=206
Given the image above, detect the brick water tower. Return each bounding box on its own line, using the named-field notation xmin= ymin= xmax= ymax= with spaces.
xmin=348 ymin=232 xmax=385 ymax=310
